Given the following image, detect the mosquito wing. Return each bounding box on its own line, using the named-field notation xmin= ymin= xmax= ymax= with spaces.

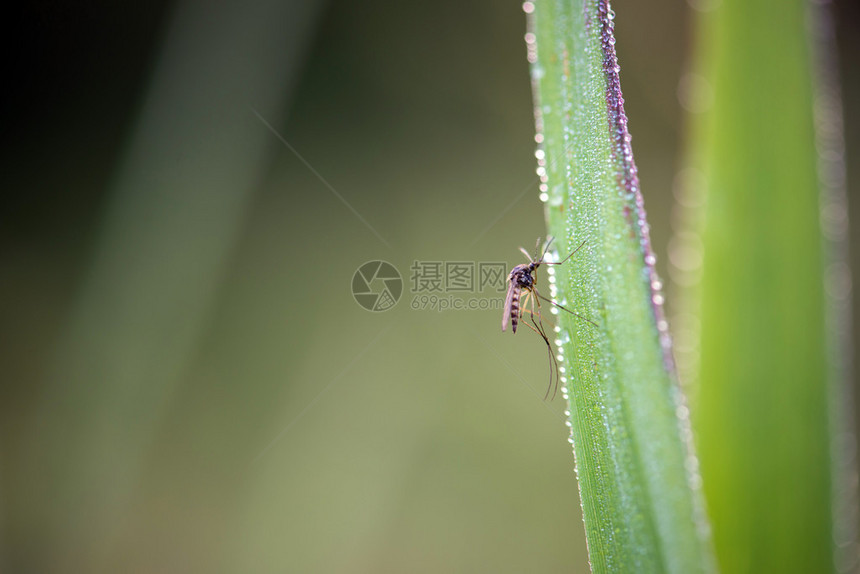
xmin=501 ymin=279 xmax=517 ymax=332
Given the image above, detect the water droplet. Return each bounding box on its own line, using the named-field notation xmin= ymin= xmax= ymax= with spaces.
xmin=690 ymin=473 xmax=703 ymax=489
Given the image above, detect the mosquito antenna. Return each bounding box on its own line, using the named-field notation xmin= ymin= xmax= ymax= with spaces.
xmin=536 ymin=236 xmax=555 ymax=264
xmin=543 ymin=239 xmax=587 ymax=266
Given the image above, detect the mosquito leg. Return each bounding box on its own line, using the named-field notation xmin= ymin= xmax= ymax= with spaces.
xmin=534 ymin=289 xmax=598 ymax=328
xmin=522 ymin=291 xmax=558 ymax=400
xmin=531 ymin=294 xmax=560 ymax=400
xmin=519 ymin=289 xmax=532 ymax=324
xmin=519 ymin=311 xmax=558 ymax=400
xmin=523 ymin=290 xmax=549 ymax=335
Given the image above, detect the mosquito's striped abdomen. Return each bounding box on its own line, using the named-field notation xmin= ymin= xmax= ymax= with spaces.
xmin=510 ymin=288 xmax=520 ymax=333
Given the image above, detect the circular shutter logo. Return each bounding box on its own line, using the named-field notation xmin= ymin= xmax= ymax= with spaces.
xmin=351 ymin=261 xmax=402 ymax=312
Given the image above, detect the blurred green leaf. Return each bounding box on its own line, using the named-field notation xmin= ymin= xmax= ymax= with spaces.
xmin=527 ymin=1 xmax=714 ymax=572
xmin=686 ymin=0 xmax=848 ymax=572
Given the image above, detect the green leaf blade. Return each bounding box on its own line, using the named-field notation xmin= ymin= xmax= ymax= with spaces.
xmin=528 ymin=1 xmax=715 ymax=572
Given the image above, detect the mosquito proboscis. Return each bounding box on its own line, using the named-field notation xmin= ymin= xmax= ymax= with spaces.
xmin=502 ymin=237 xmax=596 ymax=400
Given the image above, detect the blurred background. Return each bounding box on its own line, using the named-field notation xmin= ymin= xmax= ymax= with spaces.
xmin=1 ymin=0 xmax=858 ymax=572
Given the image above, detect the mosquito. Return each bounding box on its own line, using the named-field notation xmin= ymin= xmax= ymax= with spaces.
xmin=502 ymin=237 xmax=596 ymax=400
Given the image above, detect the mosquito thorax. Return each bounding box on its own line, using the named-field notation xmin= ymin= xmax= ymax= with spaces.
xmin=511 ymin=266 xmax=534 ymax=289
